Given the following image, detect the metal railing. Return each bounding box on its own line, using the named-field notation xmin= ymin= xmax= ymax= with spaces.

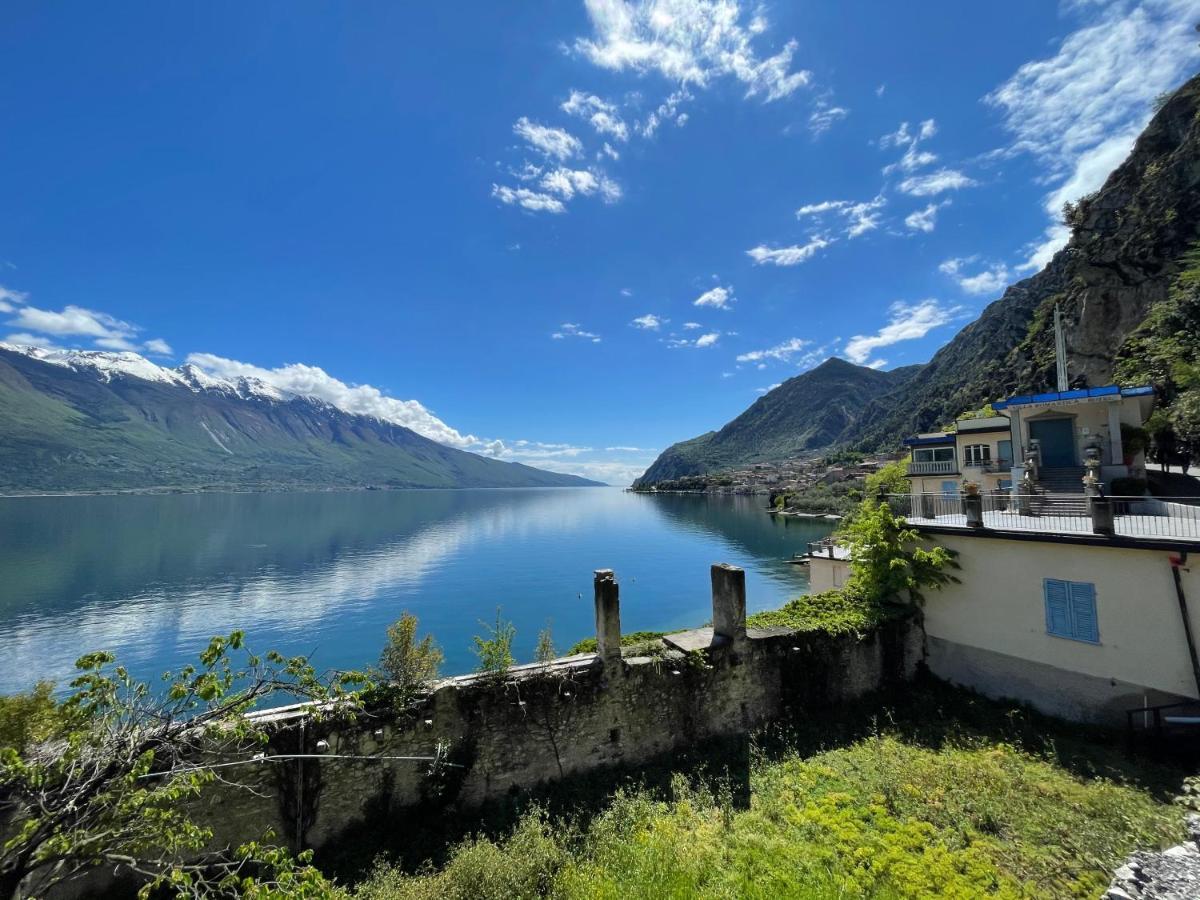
xmin=886 ymin=493 xmax=1200 ymax=541
xmin=906 ymin=460 xmax=957 ymax=475
xmin=807 ymin=537 xmax=849 ymax=560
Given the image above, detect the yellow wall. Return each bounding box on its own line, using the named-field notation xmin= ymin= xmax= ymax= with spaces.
xmin=809 ymin=555 xmax=850 ymax=592
xmin=924 ymin=534 xmax=1200 ymax=702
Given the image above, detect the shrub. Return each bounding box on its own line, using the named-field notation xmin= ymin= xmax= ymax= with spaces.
xmin=842 ymin=499 xmax=958 ymax=605
xmin=535 ymin=624 xmax=557 ymax=665
xmin=378 ymin=612 xmax=443 ymax=704
xmin=473 ymin=608 xmax=516 ymax=677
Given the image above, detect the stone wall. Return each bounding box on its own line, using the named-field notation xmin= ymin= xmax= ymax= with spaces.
xmin=193 ymin=564 xmax=921 ymax=853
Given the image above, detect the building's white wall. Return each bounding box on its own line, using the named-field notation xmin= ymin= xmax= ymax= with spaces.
xmin=809 ymin=555 xmax=850 ymax=592
xmin=923 ymin=534 xmax=1200 ymax=721
xmin=955 ymin=429 xmax=1011 ymax=491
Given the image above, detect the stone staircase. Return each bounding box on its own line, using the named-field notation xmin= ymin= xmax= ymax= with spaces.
xmin=1030 ymin=467 xmax=1090 ymax=516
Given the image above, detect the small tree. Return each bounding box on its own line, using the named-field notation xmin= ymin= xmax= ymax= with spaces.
xmin=842 ymin=499 xmax=958 ymax=606
xmin=473 ymin=609 xmax=516 ymax=678
xmin=378 ymin=611 xmax=443 ymax=705
xmin=0 ymin=633 xmax=361 ymax=898
xmin=534 ymin=624 xmax=557 ymax=666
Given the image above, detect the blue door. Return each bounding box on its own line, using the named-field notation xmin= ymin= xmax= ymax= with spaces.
xmin=1030 ymin=419 xmax=1075 ymax=467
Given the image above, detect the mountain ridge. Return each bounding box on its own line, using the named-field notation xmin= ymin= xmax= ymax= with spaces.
xmin=0 ymin=344 xmax=602 ymax=492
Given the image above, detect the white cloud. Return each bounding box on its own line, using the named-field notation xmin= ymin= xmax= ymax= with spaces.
xmin=795 ymin=196 xmax=884 ymax=239
xmin=666 ymin=328 xmax=722 ymax=349
xmin=682 ymin=321 xmax=702 ymax=329
xmin=986 ymin=0 xmax=1200 ymax=271
xmin=904 ymin=201 xmax=948 ymax=233
xmin=186 ymin=352 xmax=481 ymax=449
xmin=843 ymin=299 xmax=959 ymax=364
xmin=491 ymin=184 xmax=566 ymax=213
xmin=562 ymin=90 xmax=630 ymax=141
xmin=795 ymin=200 xmax=847 ymax=217
xmin=639 ymin=88 xmax=692 ymax=137
xmin=601 ymin=142 xmax=620 ymax=160
xmin=693 ymin=285 xmax=733 ymax=308
xmin=143 ymin=338 xmax=173 ymax=355
xmin=694 ymin=331 xmax=720 ymax=348
xmin=898 ymin=169 xmax=976 ymax=196
xmin=513 ymin=117 xmax=583 ymax=160
xmin=0 ymin=285 xmax=28 ymax=313
xmin=881 ymin=118 xmax=939 ymax=174
xmin=4 ymin=332 xmax=59 ymax=348
xmin=755 ymin=382 xmax=782 ymax=394
xmin=939 ymin=257 xmax=1010 ymax=296
xmin=539 ymin=167 xmax=600 ymax=199
xmin=620 ymin=288 xmax=634 ymax=297
xmin=9 ymin=304 xmax=136 ymax=341
xmin=736 ymin=337 xmax=811 ymax=364
xmin=575 ymin=0 xmax=812 ymax=102
xmin=551 ymin=322 xmax=602 ymax=342
xmin=631 ymin=313 xmax=666 ymax=329
xmin=746 ymin=236 xmax=831 ymax=266
xmin=809 ymin=101 xmax=849 ymax=136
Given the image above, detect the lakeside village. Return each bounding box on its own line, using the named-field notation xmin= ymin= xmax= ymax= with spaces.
xmin=7 ymin=334 xmax=1200 ymax=899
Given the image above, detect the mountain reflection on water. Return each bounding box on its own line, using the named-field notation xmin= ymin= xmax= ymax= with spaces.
xmin=0 ymin=488 xmax=834 ymax=693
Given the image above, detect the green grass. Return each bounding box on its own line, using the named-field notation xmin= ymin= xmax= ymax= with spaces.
xmin=567 ymin=631 xmax=670 ymax=655
xmin=746 ymin=589 xmax=906 ymax=636
xmin=348 ymin=678 xmax=1185 ymax=899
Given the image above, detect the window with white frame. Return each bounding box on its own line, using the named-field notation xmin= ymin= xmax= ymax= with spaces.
xmin=963 ymin=444 xmax=991 ymax=466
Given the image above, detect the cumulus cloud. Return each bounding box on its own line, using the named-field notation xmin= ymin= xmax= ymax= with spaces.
xmin=694 ymin=331 xmax=720 ymax=348
xmin=551 ymin=322 xmax=602 ymax=342
xmin=562 ymin=91 xmax=629 ymax=141
xmin=904 ymin=201 xmax=948 ymax=233
xmin=746 ymin=236 xmax=831 ymax=266
xmin=897 ymin=169 xmax=975 ymax=196
xmin=843 ymin=299 xmax=959 ymax=364
xmin=3 ymin=298 xmax=173 ymax=356
xmin=631 ymin=313 xmax=666 ymax=329
xmin=513 ymin=117 xmax=583 ymax=160
xmin=693 ymin=285 xmax=733 ymax=308
xmin=539 ymin=167 xmax=600 ymax=199
xmin=491 ymin=185 xmax=566 ymax=213
xmin=575 ymin=0 xmax=812 ymax=101
xmin=666 ymin=329 xmax=722 ymax=349
xmin=736 ymin=337 xmax=811 ymax=364
xmin=986 ymin=0 xmax=1200 ymax=270
xmin=939 ymin=257 xmax=1011 ymax=296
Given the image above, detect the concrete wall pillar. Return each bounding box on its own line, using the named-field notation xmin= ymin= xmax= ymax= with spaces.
xmin=711 ymin=563 xmax=747 ymax=646
xmin=1090 ymin=497 xmax=1115 ymax=536
xmin=593 ymin=569 xmax=621 ymax=666
xmin=1108 ymin=401 xmax=1124 ymax=466
xmin=963 ymin=493 xmax=984 ymax=528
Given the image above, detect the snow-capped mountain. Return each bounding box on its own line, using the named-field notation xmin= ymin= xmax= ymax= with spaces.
xmin=0 ymin=343 xmax=601 ymax=492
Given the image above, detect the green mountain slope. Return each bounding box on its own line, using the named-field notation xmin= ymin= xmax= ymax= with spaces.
xmin=634 ymin=358 xmax=920 ymax=485
xmin=0 ymin=348 xmax=601 ymax=492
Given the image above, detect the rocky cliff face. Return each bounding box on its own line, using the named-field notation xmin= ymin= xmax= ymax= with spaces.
xmin=848 ymin=72 xmax=1200 ymax=449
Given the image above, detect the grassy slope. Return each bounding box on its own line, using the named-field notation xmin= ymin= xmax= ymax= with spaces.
xmin=349 ymin=677 xmax=1184 ymax=900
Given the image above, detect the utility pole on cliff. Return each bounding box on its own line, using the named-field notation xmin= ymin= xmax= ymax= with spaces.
xmin=1054 ymin=304 xmax=1069 ymax=392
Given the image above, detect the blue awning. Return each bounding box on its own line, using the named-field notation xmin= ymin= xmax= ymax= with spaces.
xmin=902 ymin=435 xmax=955 ymax=447
xmin=994 ymin=384 xmax=1152 ymax=410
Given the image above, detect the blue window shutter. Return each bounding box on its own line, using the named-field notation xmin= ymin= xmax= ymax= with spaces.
xmin=1044 ymin=579 xmax=1071 ymax=637
xmin=1069 ymin=582 xmax=1099 ymax=643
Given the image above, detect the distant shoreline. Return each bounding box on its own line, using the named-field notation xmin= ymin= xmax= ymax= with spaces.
xmin=0 ymin=482 xmax=612 ymax=499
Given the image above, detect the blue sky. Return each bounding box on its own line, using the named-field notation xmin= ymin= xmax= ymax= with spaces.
xmin=1 ymin=1 xmax=1198 ymax=483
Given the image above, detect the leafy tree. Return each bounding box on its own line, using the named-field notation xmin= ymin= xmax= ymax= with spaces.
xmin=377 ymin=611 xmax=443 ymax=706
xmin=841 ymin=500 xmax=958 ymax=605
xmin=863 ymin=459 xmax=909 ymax=501
xmin=0 ymin=633 xmax=363 ymax=898
xmin=473 ymin=609 xmax=516 ymax=678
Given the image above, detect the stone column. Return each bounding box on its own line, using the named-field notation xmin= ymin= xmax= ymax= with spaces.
xmin=1090 ymin=497 xmax=1115 ymax=536
xmin=593 ymin=569 xmax=621 ymax=666
xmin=711 ymin=563 xmax=747 ymax=646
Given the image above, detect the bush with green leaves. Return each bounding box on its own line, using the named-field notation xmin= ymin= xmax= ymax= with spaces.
xmin=473 ymin=609 xmax=516 ymax=678
xmin=534 ymin=624 xmax=557 ymax=666
xmin=0 ymin=633 xmax=362 ymax=898
xmin=841 ymin=499 xmax=959 ymax=605
xmin=377 ymin=611 xmax=443 ymax=705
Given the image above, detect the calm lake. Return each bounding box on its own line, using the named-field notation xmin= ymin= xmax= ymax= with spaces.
xmin=0 ymin=488 xmax=834 ymax=694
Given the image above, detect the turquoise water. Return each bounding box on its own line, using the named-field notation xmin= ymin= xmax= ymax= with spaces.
xmin=0 ymin=488 xmax=834 ymax=693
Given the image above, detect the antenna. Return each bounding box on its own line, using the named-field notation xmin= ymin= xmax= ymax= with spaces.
xmin=1054 ymin=304 xmax=1069 ymax=392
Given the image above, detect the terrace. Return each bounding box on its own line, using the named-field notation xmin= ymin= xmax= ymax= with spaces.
xmin=889 ymin=493 xmax=1200 ymax=543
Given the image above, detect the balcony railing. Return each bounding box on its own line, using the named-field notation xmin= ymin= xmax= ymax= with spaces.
xmin=907 ymin=460 xmax=957 ymax=475
xmin=886 ymin=492 xmax=1200 ymax=541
